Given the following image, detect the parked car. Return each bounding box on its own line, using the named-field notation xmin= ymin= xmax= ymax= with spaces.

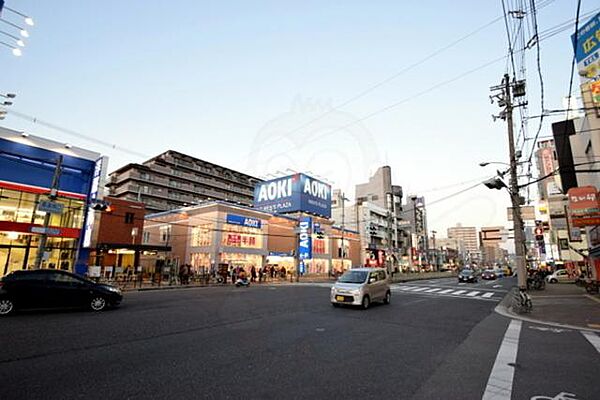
xmin=0 ymin=269 xmax=122 ymax=316
xmin=330 ymin=268 xmax=390 ymax=309
xmin=546 ymin=269 xmax=574 ymax=284
xmin=458 ymin=269 xmax=478 ymax=283
xmin=481 ymin=269 xmax=497 ymax=280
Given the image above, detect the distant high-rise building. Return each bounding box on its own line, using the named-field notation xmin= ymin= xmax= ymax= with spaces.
xmin=107 ymin=150 xmax=261 ymax=213
xmin=447 ymin=224 xmax=479 ymax=262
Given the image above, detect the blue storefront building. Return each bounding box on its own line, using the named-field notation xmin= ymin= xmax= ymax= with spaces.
xmin=0 ymin=126 xmax=104 ymax=276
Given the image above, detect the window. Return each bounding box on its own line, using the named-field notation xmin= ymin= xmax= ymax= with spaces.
xmin=191 ymin=224 xmax=212 ymax=247
xmin=171 ymin=168 xmax=182 ymax=177
xmin=369 ymin=272 xmax=378 ymax=282
xmin=378 ymin=271 xmax=387 ymax=281
xmin=125 ymin=212 xmax=135 ymax=224
xmin=160 ymin=226 xmax=171 ymax=243
xmin=142 ymin=231 xmax=150 ymax=244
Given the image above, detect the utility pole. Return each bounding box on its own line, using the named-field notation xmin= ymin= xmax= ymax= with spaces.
xmin=492 ymin=74 xmax=527 ymax=290
xmin=34 ymin=155 xmax=63 ymax=269
xmin=431 ymin=230 xmax=437 ymax=271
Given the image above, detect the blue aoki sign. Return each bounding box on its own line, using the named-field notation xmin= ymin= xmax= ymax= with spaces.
xmin=298 ymin=216 xmax=312 ymax=260
xmin=226 ymin=214 xmax=262 ymax=229
xmin=253 ymin=173 xmax=332 ymax=218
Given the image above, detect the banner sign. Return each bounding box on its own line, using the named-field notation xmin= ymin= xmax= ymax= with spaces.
xmin=298 ymin=216 xmax=312 ymax=260
xmin=571 ymin=11 xmax=600 ymax=83
xmin=226 ymin=214 xmax=262 ymax=229
xmin=567 ymin=186 xmax=600 ymax=227
xmin=254 ymin=173 xmax=331 ymax=218
xmin=591 ymin=80 xmax=600 ymax=107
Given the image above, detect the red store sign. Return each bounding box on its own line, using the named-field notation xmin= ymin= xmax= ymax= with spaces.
xmin=567 ymin=186 xmax=600 ymax=227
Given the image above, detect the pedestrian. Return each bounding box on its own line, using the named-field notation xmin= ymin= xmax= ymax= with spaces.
xmin=258 ymin=267 xmax=264 ymax=283
xmin=251 ymin=266 xmax=257 ymax=282
xmin=231 ymin=267 xmax=237 ymax=284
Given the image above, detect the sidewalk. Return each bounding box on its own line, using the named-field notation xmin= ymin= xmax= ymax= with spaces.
xmin=115 ymin=271 xmax=454 ymax=292
xmin=496 ymin=282 xmax=600 ymax=331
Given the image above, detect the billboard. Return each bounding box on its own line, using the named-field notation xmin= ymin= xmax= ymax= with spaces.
xmin=571 ymin=11 xmax=600 ymax=84
xmin=567 ymin=186 xmax=600 ymax=227
xmin=253 ymin=173 xmax=331 ymax=217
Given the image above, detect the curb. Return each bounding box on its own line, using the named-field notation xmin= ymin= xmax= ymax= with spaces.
xmin=494 ymin=289 xmax=600 ymax=333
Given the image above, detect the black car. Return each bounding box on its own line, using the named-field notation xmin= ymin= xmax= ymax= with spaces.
xmin=0 ymin=269 xmax=122 ymax=316
xmin=481 ymin=269 xmax=497 ymax=280
xmin=458 ymin=269 xmax=478 ymax=283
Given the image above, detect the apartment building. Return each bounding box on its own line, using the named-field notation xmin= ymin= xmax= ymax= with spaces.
xmin=107 ymin=150 xmax=261 ymax=213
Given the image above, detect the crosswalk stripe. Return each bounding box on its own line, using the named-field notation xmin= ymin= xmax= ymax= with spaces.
xmin=451 ymin=290 xmax=466 ymax=295
xmin=410 ymin=287 xmax=429 ymax=292
xmin=481 ymin=292 xmax=494 ymax=298
xmin=466 ymin=291 xmax=481 ymax=297
xmin=437 ymin=289 xmax=454 ymax=294
xmin=399 ymin=286 xmax=416 ymax=291
xmin=424 ymin=288 xmax=442 ymax=293
xmin=581 ymin=331 xmax=600 ymax=354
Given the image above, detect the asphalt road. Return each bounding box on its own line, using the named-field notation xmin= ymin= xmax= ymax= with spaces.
xmin=1 ymin=276 xmax=598 ymax=400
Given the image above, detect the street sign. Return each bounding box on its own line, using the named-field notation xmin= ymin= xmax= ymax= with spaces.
xmin=30 ymin=226 xmax=61 ymax=235
xmin=38 ymin=201 xmax=64 ymax=214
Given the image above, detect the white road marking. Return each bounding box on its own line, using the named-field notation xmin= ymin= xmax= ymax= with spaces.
xmin=493 ymin=285 xmax=502 ymax=288
xmin=482 ymin=320 xmax=522 ymax=400
xmin=451 ymin=290 xmax=466 ymax=295
xmin=481 ymin=292 xmax=495 ymax=298
xmin=437 ymin=289 xmax=454 ymax=294
xmin=466 ymin=291 xmax=481 ymax=297
xmin=397 ymin=286 xmax=417 ymax=291
xmin=410 ymin=287 xmax=429 ymax=292
xmin=458 ymin=282 xmax=466 ymax=286
xmin=529 ymin=326 xmax=571 ymax=333
xmin=424 ymin=288 xmax=442 ymax=293
xmin=581 ymin=331 xmax=600 ymax=354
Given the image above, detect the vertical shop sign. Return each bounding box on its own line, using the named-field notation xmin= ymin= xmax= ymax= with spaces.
xmin=298 ymin=216 xmax=312 ymax=260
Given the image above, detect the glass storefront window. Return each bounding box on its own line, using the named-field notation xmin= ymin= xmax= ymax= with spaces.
xmin=191 ymin=224 xmax=212 ymax=247
xmin=221 ymin=224 xmax=262 ymax=249
xmin=190 ymin=252 xmax=211 ymax=273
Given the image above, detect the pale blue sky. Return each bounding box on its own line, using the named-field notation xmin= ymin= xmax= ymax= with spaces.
xmin=1 ymin=1 xmax=596 ymax=234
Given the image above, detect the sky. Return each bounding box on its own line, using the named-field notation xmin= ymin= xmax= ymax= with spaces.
xmin=1 ymin=0 xmax=597 ymax=237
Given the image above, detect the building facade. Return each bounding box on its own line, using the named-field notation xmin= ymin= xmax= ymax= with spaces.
xmin=351 ymin=166 xmax=407 ymax=271
xmin=479 ymin=226 xmax=507 ymax=266
xmin=0 ymin=126 xmax=101 ymax=276
xmin=447 ymin=224 xmax=480 ymax=264
xmin=107 ymin=150 xmax=262 ymax=214
xmin=142 ymin=201 xmax=361 ymax=277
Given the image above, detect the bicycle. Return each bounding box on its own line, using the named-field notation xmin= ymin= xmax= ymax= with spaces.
xmin=585 ymin=280 xmax=599 ymax=294
xmin=512 ymin=288 xmax=532 ymax=313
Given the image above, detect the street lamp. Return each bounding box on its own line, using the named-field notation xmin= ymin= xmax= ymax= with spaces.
xmin=2 ymin=6 xmax=35 ymax=26
xmin=0 ymin=93 xmax=16 ymax=98
xmin=0 ymin=30 xmax=25 ymax=46
xmin=0 ymin=40 xmax=21 ymax=56
xmin=0 ymin=18 xmax=29 ymax=37
xmin=479 ymin=161 xmax=509 ymax=167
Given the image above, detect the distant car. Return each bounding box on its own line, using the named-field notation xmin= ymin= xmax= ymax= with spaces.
xmin=494 ymin=268 xmax=504 ymax=278
xmin=458 ymin=269 xmax=478 ymax=283
xmin=330 ymin=268 xmax=391 ymax=309
xmin=546 ymin=269 xmax=574 ymax=284
xmin=481 ymin=269 xmax=497 ymax=280
xmin=0 ymin=269 xmax=122 ymax=316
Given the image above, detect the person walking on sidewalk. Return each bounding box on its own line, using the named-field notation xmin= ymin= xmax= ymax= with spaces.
xmin=250 ymin=266 xmax=257 ymax=282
